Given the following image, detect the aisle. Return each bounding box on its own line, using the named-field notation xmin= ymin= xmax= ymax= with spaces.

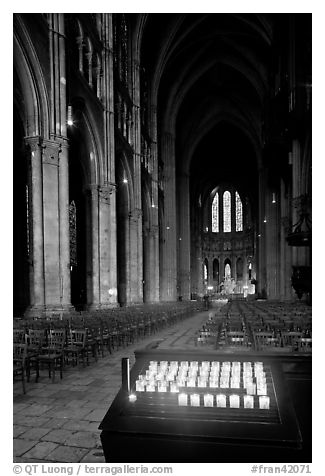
xmin=13 ymin=308 xmax=216 ymax=463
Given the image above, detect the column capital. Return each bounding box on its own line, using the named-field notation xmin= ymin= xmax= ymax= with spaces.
xmin=98 ymin=184 xmax=116 ymax=203
xmin=41 ymin=139 xmax=63 ymax=166
xmin=129 ymin=208 xmax=142 ymax=222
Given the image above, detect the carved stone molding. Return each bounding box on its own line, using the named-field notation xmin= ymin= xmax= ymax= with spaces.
xmin=41 ymin=139 xmax=63 ymax=166
xmin=129 ymin=208 xmax=142 ymax=222
xmin=98 ymin=186 xmax=111 ymax=203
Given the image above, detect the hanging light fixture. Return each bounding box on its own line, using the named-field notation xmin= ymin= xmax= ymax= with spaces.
xmin=272 ymin=193 xmax=276 ymax=204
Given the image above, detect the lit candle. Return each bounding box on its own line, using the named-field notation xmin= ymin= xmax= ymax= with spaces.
xmin=135 ymin=380 xmax=145 ymax=392
xmin=243 ymin=377 xmax=253 ymax=388
xmin=222 ymin=362 xmax=230 ymax=371
xmin=246 ymin=383 xmax=256 ymax=395
xmin=204 ymin=393 xmax=214 ymax=407
xmin=244 ymin=395 xmax=254 ymax=409
xmin=166 ymin=372 xmax=175 ymax=382
xmin=232 ymin=361 xmax=241 ymax=370
xmin=209 ymin=378 xmax=219 ymax=388
xmin=257 ymin=384 xmax=267 ymax=395
xmin=146 ymin=383 xmax=155 ymax=392
xmin=231 ymin=379 xmax=240 ymax=389
xmin=216 ymin=394 xmax=227 ymax=407
xmin=229 ymin=394 xmax=240 ymax=408
xmin=128 ymin=393 xmax=137 ymax=403
xmin=198 ymin=377 xmax=207 ymax=388
xmin=158 ymin=381 xmax=167 ymax=392
xmin=180 ymin=361 xmax=189 ymax=369
xmin=187 ymin=377 xmax=196 ymax=387
xmin=190 ymin=393 xmax=200 ymax=407
xmin=256 ymin=376 xmax=266 ymax=385
xmin=211 ymin=361 xmax=220 ymax=369
xmin=170 ymin=382 xmax=179 ymax=393
xmin=254 ymin=362 xmax=264 ymax=372
xmin=178 ymin=393 xmax=188 ymax=406
xmin=259 ymin=395 xmax=270 ymax=409
xmin=220 ymin=377 xmax=229 ymax=388
xmin=176 ymin=377 xmax=186 ymax=387
xmin=191 ymin=361 xmax=199 ymax=366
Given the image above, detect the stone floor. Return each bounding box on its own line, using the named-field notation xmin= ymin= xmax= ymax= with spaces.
xmin=13 ymin=309 xmax=212 ymax=463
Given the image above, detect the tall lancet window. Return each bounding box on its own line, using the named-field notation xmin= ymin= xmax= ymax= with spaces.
xmin=212 ymin=192 xmax=219 ymax=232
xmin=223 ymin=191 xmax=231 ymax=232
xmin=235 ymin=191 xmax=243 ymax=231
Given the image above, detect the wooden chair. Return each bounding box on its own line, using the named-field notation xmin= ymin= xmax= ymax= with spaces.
xmin=13 ymin=329 xmax=27 ymax=344
xmin=226 ymin=331 xmax=248 ymax=346
xmin=64 ymin=329 xmax=87 ymax=366
xmin=13 ymin=343 xmax=27 ymax=394
xmin=38 ymin=329 xmax=66 ymax=382
xmin=281 ymin=332 xmax=306 ymax=351
xmin=253 ymin=331 xmax=281 ymax=351
xmin=25 ymin=329 xmax=46 ymax=382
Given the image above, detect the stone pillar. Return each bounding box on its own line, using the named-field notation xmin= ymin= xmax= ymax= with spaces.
xmin=98 ymin=185 xmax=118 ymax=307
xmin=58 ymin=141 xmax=71 ymax=306
xmin=42 ymin=140 xmax=65 ymax=310
xmin=25 ymin=137 xmax=73 ymax=317
xmin=149 ymin=105 xmax=160 ymax=302
xmin=160 ymin=132 xmax=177 ymax=301
xmin=128 ymin=209 xmax=143 ymax=303
xmin=178 ymin=172 xmax=191 ymax=299
xmin=25 ymin=137 xmax=45 ymax=310
xmin=280 ymin=179 xmax=293 ymax=300
xmin=86 ymin=184 xmax=100 ymax=307
xmin=264 ymin=187 xmax=279 ymax=299
xmin=257 ymin=167 xmax=267 ymax=296
xmin=149 ymin=225 xmax=160 ymax=301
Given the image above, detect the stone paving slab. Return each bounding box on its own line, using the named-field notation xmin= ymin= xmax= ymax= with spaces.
xmin=45 ymin=445 xmax=90 ymax=462
xmin=13 ymin=438 xmax=39 ymax=457
xmin=61 ymin=420 xmax=100 ymax=432
xmin=18 ymin=427 xmax=52 ymax=440
xmin=13 ymin=425 xmax=30 ymax=438
xmin=41 ymin=428 xmax=74 ymax=444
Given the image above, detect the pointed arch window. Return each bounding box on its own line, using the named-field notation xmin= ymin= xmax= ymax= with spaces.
xmin=211 ymin=192 xmax=219 ymax=232
xmin=223 ymin=191 xmax=231 ymax=232
xmin=235 ymin=191 xmax=243 ymax=231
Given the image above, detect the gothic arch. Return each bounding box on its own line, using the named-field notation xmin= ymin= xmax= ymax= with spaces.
xmin=13 ymin=16 xmax=50 ymax=138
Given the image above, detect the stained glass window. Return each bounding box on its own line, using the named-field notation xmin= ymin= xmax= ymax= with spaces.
xmin=223 ymin=191 xmax=231 ymax=232
xmin=235 ymin=191 xmax=243 ymax=231
xmin=203 ymin=261 xmax=208 ymax=281
xmin=212 ymin=192 xmax=219 ymax=232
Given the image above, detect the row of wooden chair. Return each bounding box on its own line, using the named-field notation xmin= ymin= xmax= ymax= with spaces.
xmin=14 ymin=302 xmax=205 ymax=392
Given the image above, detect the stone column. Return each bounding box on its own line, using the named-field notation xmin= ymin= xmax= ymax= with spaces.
xmin=280 ymin=179 xmax=293 ymax=300
xmin=149 ymin=105 xmax=160 ymax=302
xmin=98 ymin=185 xmax=118 ymax=307
xmin=58 ymin=140 xmax=71 ymax=306
xmin=25 ymin=137 xmax=45 ymax=310
xmin=128 ymin=209 xmax=143 ymax=303
xmin=160 ymin=132 xmax=177 ymax=301
xmin=178 ymin=172 xmax=191 ymax=299
xmin=264 ymin=187 xmax=279 ymax=299
xmin=86 ymin=184 xmax=100 ymax=307
xmin=257 ymin=167 xmax=266 ymax=296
